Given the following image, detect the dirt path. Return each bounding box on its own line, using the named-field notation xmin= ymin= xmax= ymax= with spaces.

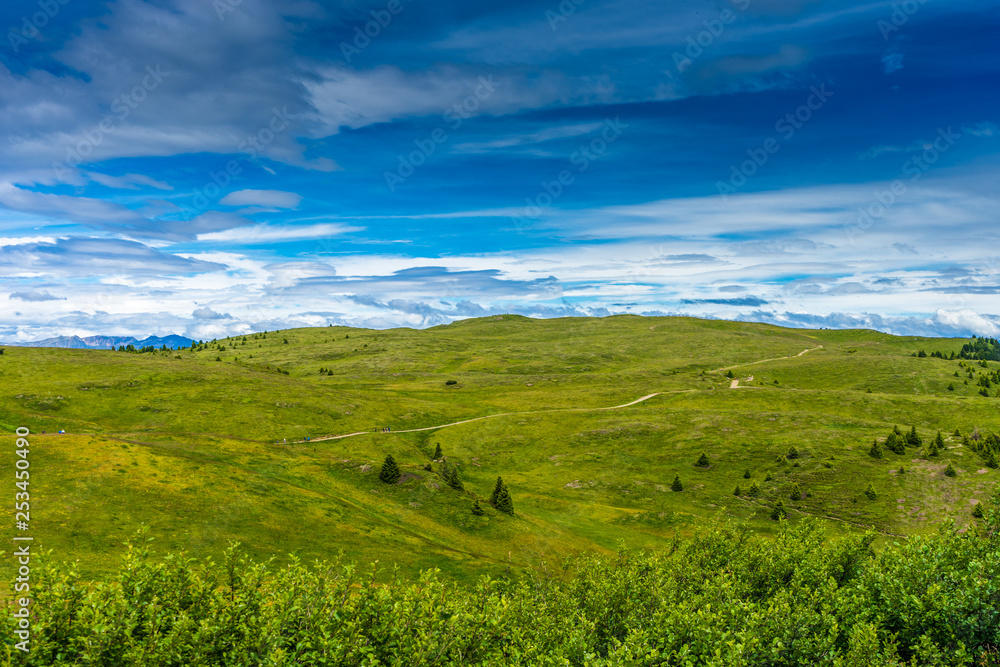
xmin=303 ymin=346 xmax=824 ymax=444
xmin=715 ymin=345 xmax=824 ymax=373
xmin=307 ymin=392 xmax=670 ymax=443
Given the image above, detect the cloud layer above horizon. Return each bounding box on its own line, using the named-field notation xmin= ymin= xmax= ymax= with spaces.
xmin=1 ymin=0 xmax=998 ymax=341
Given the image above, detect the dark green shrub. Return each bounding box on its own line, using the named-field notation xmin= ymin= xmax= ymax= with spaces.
xmin=869 ymin=439 xmax=884 ymax=459
xmin=695 ymin=452 xmax=710 ymax=468
xmin=379 ymin=454 xmax=401 ymax=484
xmin=671 ymin=475 xmax=683 ymax=492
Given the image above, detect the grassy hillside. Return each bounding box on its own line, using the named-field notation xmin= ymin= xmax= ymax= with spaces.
xmin=1 ymin=315 xmax=997 ymax=587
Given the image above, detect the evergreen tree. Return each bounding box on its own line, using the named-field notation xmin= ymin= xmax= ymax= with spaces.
xmin=869 ymin=439 xmax=884 ymax=459
xmin=471 ymin=499 xmax=485 ymax=516
xmin=907 ymin=426 xmax=922 ymax=448
xmin=748 ymin=481 xmax=761 ymax=497
xmin=953 ymin=428 xmax=962 ymax=437
xmin=898 ymin=466 xmax=905 ymax=475
xmin=490 ymin=476 xmax=506 ymax=506
xmin=885 ymin=433 xmax=905 ymax=455
xmin=743 ymin=469 xmax=752 ymax=479
xmin=787 ymin=446 xmax=799 ymax=459
xmin=985 ymin=450 xmax=998 ymax=469
xmin=379 ymin=454 xmax=401 ymax=484
xmin=494 ymin=480 xmax=514 ymax=515
xmin=671 ymin=475 xmax=683 ymax=492
xmin=789 ymin=482 xmax=802 ymax=501
xmin=928 ymin=439 xmax=940 ymax=457
xmin=726 ymin=370 xmax=735 ymax=379
xmin=445 ymin=463 xmax=464 ymax=491
xmin=972 ymin=503 xmax=985 ymax=518
xmin=864 ymin=483 xmax=877 ymax=501
xmin=934 ymin=432 xmax=945 ymax=450
xmin=770 ymin=501 xmax=786 ymax=520
xmin=733 ymin=485 xmax=742 ymax=496
xmin=433 ymin=443 xmax=443 ymax=460
xmin=695 ymin=452 xmax=710 ymax=467
xmin=944 ymin=462 xmax=957 ymax=477
xmin=764 ymin=472 xmax=774 ymax=482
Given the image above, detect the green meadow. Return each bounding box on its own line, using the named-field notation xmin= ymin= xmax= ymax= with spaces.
xmin=1 ymin=315 xmax=997 ymax=586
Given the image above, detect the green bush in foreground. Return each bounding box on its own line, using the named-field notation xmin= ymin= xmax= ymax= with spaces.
xmin=5 ymin=508 xmax=1000 ymax=666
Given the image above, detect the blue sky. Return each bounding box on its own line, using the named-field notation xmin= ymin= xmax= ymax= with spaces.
xmin=1 ymin=0 xmax=998 ymax=341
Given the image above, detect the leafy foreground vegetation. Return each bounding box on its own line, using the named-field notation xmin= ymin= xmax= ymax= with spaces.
xmin=4 ymin=511 xmax=1000 ymax=666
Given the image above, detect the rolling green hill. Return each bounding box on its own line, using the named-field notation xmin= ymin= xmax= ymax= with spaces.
xmin=1 ymin=315 xmax=998 ymax=586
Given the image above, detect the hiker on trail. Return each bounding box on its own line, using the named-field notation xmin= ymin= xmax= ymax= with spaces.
xmin=283 ymin=438 xmax=286 ymax=444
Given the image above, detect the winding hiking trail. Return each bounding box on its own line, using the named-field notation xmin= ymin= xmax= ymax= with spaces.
xmin=301 ymin=345 xmax=825 ymax=444
xmin=715 ymin=345 xmax=823 ymax=372
xmin=307 ymin=392 xmax=670 ymax=443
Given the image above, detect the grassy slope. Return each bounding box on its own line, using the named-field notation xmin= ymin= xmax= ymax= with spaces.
xmin=1 ymin=315 xmax=997 ymax=587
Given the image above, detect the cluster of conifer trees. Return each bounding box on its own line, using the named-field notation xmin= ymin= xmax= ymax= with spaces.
xmin=378 ymin=444 xmax=514 ymax=515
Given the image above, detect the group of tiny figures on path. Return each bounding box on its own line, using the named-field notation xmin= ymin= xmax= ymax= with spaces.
xmin=378 ymin=426 xmax=392 ymax=433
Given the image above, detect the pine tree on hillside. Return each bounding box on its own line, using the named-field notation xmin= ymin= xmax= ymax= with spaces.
xmin=864 ymin=483 xmax=878 ymax=501
xmin=944 ymin=462 xmax=957 ymax=477
xmin=743 ymin=469 xmax=752 ymax=479
xmin=734 ymin=485 xmax=742 ymax=496
xmin=445 ymin=463 xmax=464 ymax=491
xmin=789 ymin=483 xmax=802 ymax=501
xmin=953 ymin=429 xmax=962 ymax=437
xmin=934 ymin=432 xmax=945 ymax=450
xmin=671 ymin=475 xmax=683 ymax=492
xmin=928 ymin=439 xmax=940 ymax=457
xmin=471 ymin=499 xmax=485 ymax=516
xmin=379 ymin=454 xmax=401 ymax=484
xmin=490 ymin=476 xmax=506 ymax=506
xmin=433 ymin=443 xmax=443 ymax=460
xmin=869 ymin=439 xmax=884 ymax=460
xmin=726 ymin=370 xmax=735 ymax=379
xmin=972 ymin=503 xmax=985 ymax=518
xmin=893 ymin=425 xmax=903 ymax=437
xmin=748 ymin=481 xmax=761 ymax=497
xmin=885 ymin=432 xmax=905 ymax=455
xmin=787 ymin=446 xmax=799 ymax=459
xmin=985 ymin=450 xmax=998 ymax=469
xmin=695 ymin=452 xmax=710 ymax=467
xmin=907 ymin=426 xmax=922 ymax=448
xmin=770 ymin=501 xmax=786 ymax=520
xmin=494 ymin=481 xmax=514 ymax=515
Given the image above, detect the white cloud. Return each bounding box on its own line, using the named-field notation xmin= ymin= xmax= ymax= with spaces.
xmin=219 ymin=189 xmax=303 ymax=209
xmin=197 ymin=222 xmax=363 ymax=243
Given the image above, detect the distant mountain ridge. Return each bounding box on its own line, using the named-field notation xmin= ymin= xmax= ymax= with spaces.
xmin=2 ymin=334 xmax=195 ymax=350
